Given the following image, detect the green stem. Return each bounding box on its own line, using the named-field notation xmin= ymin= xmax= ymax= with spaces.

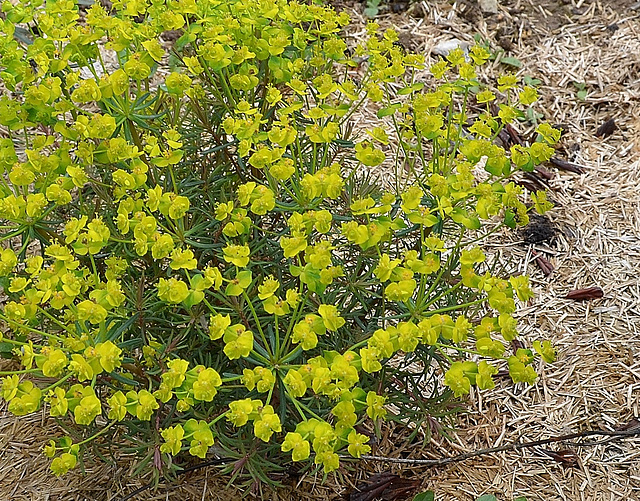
xmin=459 ymin=223 xmax=504 ymax=247
xmin=207 ymin=410 xmax=229 ymax=429
xmin=249 ymin=349 xmax=270 ymax=364
xmin=442 ymin=98 xmax=455 ymax=174
xmin=421 ymin=279 xmax=465 ymax=311
xmin=345 ymin=337 xmax=369 ymax=353
xmin=0 ymin=314 xmax=66 ymax=342
xmin=0 ymin=227 xmax=27 ymax=242
xmin=89 ymin=254 xmax=100 ymax=285
xmin=274 ymin=315 xmax=280 ymax=358
xmin=422 ymin=228 xmax=464 ymax=301
xmin=289 ymin=394 xmax=310 ymax=421
xmin=0 ymin=368 xmax=40 ymax=376
xmin=280 ymin=291 xmax=309 ymax=355
xmin=434 ymin=342 xmax=508 ymax=360
xmin=425 ymin=298 xmax=485 ymax=316
xmin=75 ymin=419 xmax=118 ymax=447
xmin=42 ymin=373 xmax=73 ymax=392
xmin=37 ymin=307 xmax=76 ymax=336
xmin=241 ymin=291 xmax=272 ymax=359
xmin=436 ymin=345 xmax=454 ymax=363
xmin=0 ymin=337 xmax=37 ymax=347
xmin=450 ymin=85 xmax=470 ymax=160
xmin=287 ymin=394 xmax=323 ymax=421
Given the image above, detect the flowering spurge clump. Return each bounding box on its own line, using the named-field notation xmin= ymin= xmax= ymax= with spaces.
xmin=0 ymin=0 xmax=557 ymax=483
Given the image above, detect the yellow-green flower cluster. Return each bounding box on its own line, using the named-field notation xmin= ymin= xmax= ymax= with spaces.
xmin=0 ymin=0 xmax=560 ymax=480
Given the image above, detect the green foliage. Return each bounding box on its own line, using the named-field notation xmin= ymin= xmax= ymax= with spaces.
xmin=0 ymin=0 xmax=557 ymax=487
xmin=522 ymin=76 xmax=541 ymax=87
xmin=573 ymin=81 xmax=588 ymax=101
xmin=497 ymin=55 xmax=522 ymax=69
xmin=364 ymin=0 xmax=383 ymax=18
xmin=413 ymin=491 xmax=435 ymax=501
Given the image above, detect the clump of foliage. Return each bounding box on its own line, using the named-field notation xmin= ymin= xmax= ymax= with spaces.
xmin=0 ymin=0 xmax=557 ymax=486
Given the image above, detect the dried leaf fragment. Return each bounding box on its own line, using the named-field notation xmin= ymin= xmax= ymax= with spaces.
xmin=595 ymin=118 xmax=616 ymax=138
xmin=510 ymin=339 xmax=525 ymax=354
xmin=532 ymin=250 xmax=554 ymax=276
xmin=505 ymin=123 xmax=523 ymax=146
xmin=534 ymin=166 xmax=554 ymax=180
xmin=539 ymin=448 xmax=580 ymax=468
xmin=517 ymin=175 xmax=546 ymax=192
xmin=565 ymin=286 xmax=604 ymax=300
xmin=615 ymin=418 xmax=640 ymax=432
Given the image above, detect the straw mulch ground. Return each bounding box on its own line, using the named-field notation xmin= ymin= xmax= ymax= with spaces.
xmin=2 ymin=0 xmax=640 ymax=499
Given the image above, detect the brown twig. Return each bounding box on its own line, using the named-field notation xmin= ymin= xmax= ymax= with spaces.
xmin=549 ymin=157 xmax=586 ymax=174
xmin=357 ymin=428 xmax=640 ymax=467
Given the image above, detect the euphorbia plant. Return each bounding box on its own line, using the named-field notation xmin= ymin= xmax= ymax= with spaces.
xmin=0 ymin=0 xmax=556 ymax=484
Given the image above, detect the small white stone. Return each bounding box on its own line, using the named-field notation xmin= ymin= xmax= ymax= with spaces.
xmin=431 ymin=39 xmax=470 ymax=58
xmin=478 ymin=0 xmax=499 ymax=14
